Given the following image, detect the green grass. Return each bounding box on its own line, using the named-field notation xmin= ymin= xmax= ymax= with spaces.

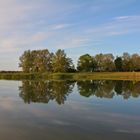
xmin=0 ymin=72 xmax=140 ymax=81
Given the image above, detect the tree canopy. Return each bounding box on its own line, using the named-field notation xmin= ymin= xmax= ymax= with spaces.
xmin=77 ymin=54 xmax=96 ymax=72
xmin=19 ymin=49 xmax=74 ymax=73
xmin=19 ymin=50 xmax=140 ymax=73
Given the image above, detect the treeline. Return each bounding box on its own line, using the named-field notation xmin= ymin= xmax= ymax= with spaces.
xmin=19 ymin=49 xmax=140 ymax=72
xmin=19 ymin=49 xmax=75 ymax=73
xmin=77 ymin=53 xmax=140 ymax=72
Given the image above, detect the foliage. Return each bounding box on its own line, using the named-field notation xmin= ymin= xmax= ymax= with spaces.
xmin=19 ymin=49 xmax=74 ymax=73
xmin=52 ymin=49 xmax=74 ymax=72
xmin=19 ymin=50 xmax=33 ymax=73
xmin=114 ymin=57 xmax=123 ymax=71
xmin=19 ymin=49 xmax=140 ymax=73
xmin=77 ymin=54 xmax=96 ymax=72
xmin=94 ymin=53 xmax=115 ymax=72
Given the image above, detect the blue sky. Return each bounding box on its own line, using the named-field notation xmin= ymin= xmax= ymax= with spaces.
xmin=0 ymin=0 xmax=140 ymax=70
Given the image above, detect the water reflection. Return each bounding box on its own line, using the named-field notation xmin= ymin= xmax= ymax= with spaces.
xmin=19 ymin=80 xmax=140 ymax=104
xmin=77 ymin=80 xmax=115 ymax=98
xmin=78 ymin=80 xmax=140 ymax=99
xmin=19 ymin=80 xmax=75 ymax=104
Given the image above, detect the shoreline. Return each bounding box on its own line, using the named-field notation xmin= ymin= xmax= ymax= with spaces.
xmin=0 ymin=72 xmax=140 ymax=81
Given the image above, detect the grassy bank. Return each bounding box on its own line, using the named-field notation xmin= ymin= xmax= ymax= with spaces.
xmin=0 ymin=72 xmax=140 ymax=81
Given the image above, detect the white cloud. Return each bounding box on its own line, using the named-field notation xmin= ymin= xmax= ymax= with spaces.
xmin=30 ymin=32 xmax=53 ymax=42
xmin=50 ymin=24 xmax=71 ymax=30
xmin=0 ymin=0 xmax=80 ymax=55
xmin=53 ymin=38 xmax=89 ymax=49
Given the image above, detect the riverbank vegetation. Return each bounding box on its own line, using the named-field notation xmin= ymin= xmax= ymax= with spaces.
xmin=19 ymin=49 xmax=75 ymax=73
xmin=19 ymin=49 xmax=140 ymax=73
xmin=0 ymin=49 xmax=140 ymax=81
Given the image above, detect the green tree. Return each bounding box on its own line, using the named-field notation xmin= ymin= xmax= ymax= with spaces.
xmin=122 ymin=53 xmax=132 ymax=71
xmin=19 ymin=50 xmax=33 ymax=73
xmin=32 ymin=49 xmax=53 ymax=72
xmin=94 ymin=54 xmax=104 ymax=71
xmin=94 ymin=54 xmax=115 ymax=72
xmin=52 ymin=49 xmax=73 ymax=72
xmin=102 ymin=54 xmax=115 ymax=71
xmin=77 ymin=54 xmax=96 ymax=72
xmin=19 ymin=49 xmax=53 ymax=73
xmin=114 ymin=57 xmax=123 ymax=71
xmin=131 ymin=54 xmax=140 ymax=71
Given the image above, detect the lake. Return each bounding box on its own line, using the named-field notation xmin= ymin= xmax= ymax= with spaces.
xmin=0 ymin=80 xmax=140 ymax=140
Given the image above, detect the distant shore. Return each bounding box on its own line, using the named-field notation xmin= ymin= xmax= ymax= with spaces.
xmin=0 ymin=72 xmax=140 ymax=81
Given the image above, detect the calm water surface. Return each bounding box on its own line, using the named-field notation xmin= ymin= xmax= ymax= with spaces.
xmin=0 ymin=80 xmax=140 ymax=140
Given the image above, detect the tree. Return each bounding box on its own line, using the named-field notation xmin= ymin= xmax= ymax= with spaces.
xmin=102 ymin=54 xmax=115 ymax=71
xmin=77 ymin=54 xmax=96 ymax=72
xmin=114 ymin=57 xmax=123 ymax=71
xmin=52 ymin=49 xmax=74 ymax=72
xmin=122 ymin=53 xmax=132 ymax=71
xmin=94 ymin=54 xmax=115 ymax=72
xmin=19 ymin=49 xmax=53 ymax=73
xmin=19 ymin=49 xmax=140 ymax=73
xmin=32 ymin=49 xmax=53 ymax=72
xmin=19 ymin=50 xmax=33 ymax=73
xmin=94 ymin=54 xmax=104 ymax=71
xmin=131 ymin=54 xmax=140 ymax=71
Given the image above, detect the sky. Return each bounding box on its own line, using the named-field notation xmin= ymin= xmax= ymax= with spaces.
xmin=0 ymin=0 xmax=140 ymax=70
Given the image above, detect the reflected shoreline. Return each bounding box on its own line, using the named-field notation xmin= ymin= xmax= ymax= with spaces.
xmin=19 ymin=80 xmax=140 ymax=104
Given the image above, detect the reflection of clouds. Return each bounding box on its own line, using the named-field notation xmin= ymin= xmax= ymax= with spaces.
xmin=0 ymin=101 xmax=13 ymax=111
xmin=27 ymin=108 xmax=52 ymax=118
xmin=0 ymin=80 xmax=140 ymax=137
xmin=64 ymin=100 xmax=140 ymax=134
xmin=86 ymin=111 xmax=140 ymax=134
xmin=65 ymin=100 xmax=104 ymax=114
xmin=117 ymin=129 xmax=131 ymax=133
xmin=0 ymin=100 xmax=16 ymax=111
xmin=116 ymin=129 xmax=140 ymax=134
xmin=52 ymin=120 xmax=73 ymax=126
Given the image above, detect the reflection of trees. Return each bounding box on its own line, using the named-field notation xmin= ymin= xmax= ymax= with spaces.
xmin=77 ymin=80 xmax=114 ymax=98
xmin=77 ymin=80 xmax=97 ymax=97
xmin=114 ymin=81 xmax=123 ymax=95
xmin=121 ymin=81 xmax=140 ymax=99
xmin=19 ymin=80 xmax=140 ymax=103
xmin=77 ymin=80 xmax=140 ymax=99
xmin=19 ymin=80 xmax=75 ymax=104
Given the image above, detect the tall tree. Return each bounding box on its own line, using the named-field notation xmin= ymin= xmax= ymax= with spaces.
xmin=77 ymin=54 xmax=96 ymax=72
xmin=19 ymin=50 xmax=33 ymax=73
xmin=94 ymin=54 xmax=115 ymax=72
xmin=102 ymin=54 xmax=115 ymax=71
xmin=52 ymin=49 xmax=73 ymax=72
xmin=122 ymin=52 xmax=131 ymax=71
xmin=94 ymin=54 xmax=104 ymax=72
xmin=19 ymin=49 xmax=53 ymax=73
xmin=131 ymin=54 xmax=140 ymax=71
xmin=114 ymin=57 xmax=123 ymax=71
xmin=32 ymin=49 xmax=53 ymax=72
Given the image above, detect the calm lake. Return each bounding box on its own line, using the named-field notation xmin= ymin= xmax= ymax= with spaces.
xmin=0 ymin=80 xmax=140 ymax=140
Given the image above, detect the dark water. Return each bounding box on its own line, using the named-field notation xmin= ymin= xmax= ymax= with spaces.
xmin=0 ymin=80 xmax=140 ymax=140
